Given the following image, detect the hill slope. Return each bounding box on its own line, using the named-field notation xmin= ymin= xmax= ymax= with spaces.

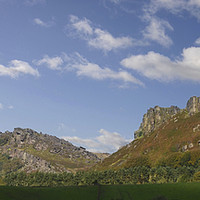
xmin=94 ymin=96 xmax=200 ymax=170
xmin=0 ymin=128 xmax=100 ymax=173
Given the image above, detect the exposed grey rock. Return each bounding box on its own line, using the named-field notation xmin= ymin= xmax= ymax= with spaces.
xmin=134 ymin=105 xmax=180 ymax=139
xmin=186 ymin=96 xmax=200 ymax=115
xmin=182 ymin=145 xmax=188 ymax=152
xmin=193 ymin=124 xmax=200 ymax=132
xmin=134 ymin=96 xmax=200 ymax=139
xmin=5 ymin=148 xmax=56 ymax=173
xmin=188 ymin=143 xmax=194 ymax=149
xmin=0 ymin=128 xmax=100 ymax=173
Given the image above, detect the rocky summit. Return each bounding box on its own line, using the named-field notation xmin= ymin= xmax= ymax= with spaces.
xmin=134 ymin=96 xmax=200 ymax=139
xmin=0 ymin=128 xmax=100 ymax=173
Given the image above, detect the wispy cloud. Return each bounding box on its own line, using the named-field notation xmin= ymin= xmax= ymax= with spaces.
xmin=69 ymin=15 xmax=93 ymax=35
xmin=62 ymin=129 xmax=132 ymax=153
xmin=8 ymin=105 xmax=14 ymax=109
xmin=88 ymin=28 xmax=134 ymax=52
xmin=143 ymin=0 xmax=186 ymax=16
xmin=0 ymin=60 xmax=39 ymax=78
xmin=36 ymin=55 xmax=63 ymax=70
xmin=0 ymin=103 xmax=14 ymax=110
xmin=109 ymin=0 xmax=122 ymax=4
xmin=141 ymin=0 xmax=200 ymax=47
xmin=142 ymin=17 xmax=173 ymax=47
xmin=67 ymin=15 xmax=139 ymax=52
xmin=33 ymin=18 xmax=54 ymax=28
xmin=57 ymin=123 xmax=76 ymax=133
xmin=0 ymin=103 xmax=3 ymax=110
xmin=144 ymin=0 xmax=200 ymax=21
xmin=36 ymin=52 xmax=144 ymax=87
xmin=121 ymin=46 xmax=200 ymax=82
xmin=195 ymin=37 xmax=200 ymax=45
xmin=24 ymin=0 xmax=45 ymax=6
xmin=103 ymin=0 xmax=200 ymax=48
xmin=65 ymin=52 xmax=144 ymax=87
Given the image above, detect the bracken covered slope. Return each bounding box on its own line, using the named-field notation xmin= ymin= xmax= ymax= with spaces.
xmin=94 ymin=97 xmax=200 ymax=171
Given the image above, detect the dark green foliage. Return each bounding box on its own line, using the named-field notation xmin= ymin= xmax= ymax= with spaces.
xmin=193 ymin=171 xmax=200 ymax=181
xmin=152 ymin=196 xmax=167 ymax=200
xmin=158 ymin=152 xmax=200 ymax=168
xmin=130 ymin=156 xmax=150 ymax=167
xmin=180 ymin=152 xmax=191 ymax=166
xmin=0 ymin=183 xmax=200 ymax=200
xmin=3 ymin=165 xmax=200 ymax=187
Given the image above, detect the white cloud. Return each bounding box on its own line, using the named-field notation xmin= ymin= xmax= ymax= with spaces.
xmin=0 ymin=60 xmax=39 ymax=78
xmin=36 ymin=52 xmax=144 ymax=87
xmin=62 ymin=129 xmax=132 ymax=153
xmin=0 ymin=103 xmax=3 ymax=110
xmin=33 ymin=18 xmax=54 ymax=28
xmin=68 ymin=15 xmax=135 ymax=52
xmin=145 ymin=0 xmax=186 ymax=16
xmin=69 ymin=15 xmax=93 ymax=35
xmin=65 ymin=52 xmax=144 ymax=86
xmin=141 ymin=0 xmax=200 ymax=47
xmin=143 ymin=17 xmax=173 ymax=47
xmin=88 ymin=28 xmax=133 ymax=51
xmin=36 ymin=55 xmax=63 ymax=70
xmin=121 ymin=46 xmax=200 ymax=82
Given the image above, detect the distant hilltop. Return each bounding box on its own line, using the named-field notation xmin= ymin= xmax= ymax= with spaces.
xmin=134 ymin=96 xmax=200 ymax=139
xmin=0 ymin=128 xmax=100 ymax=173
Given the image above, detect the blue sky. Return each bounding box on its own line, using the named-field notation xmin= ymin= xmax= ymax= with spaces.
xmin=0 ymin=0 xmax=200 ymax=153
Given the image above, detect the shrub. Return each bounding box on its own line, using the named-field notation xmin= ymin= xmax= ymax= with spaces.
xmin=193 ymin=171 xmax=200 ymax=182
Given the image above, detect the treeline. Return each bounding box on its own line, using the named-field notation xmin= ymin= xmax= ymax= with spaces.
xmin=3 ymin=166 xmax=200 ymax=186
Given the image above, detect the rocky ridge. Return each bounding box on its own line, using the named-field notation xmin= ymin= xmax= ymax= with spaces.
xmin=134 ymin=96 xmax=200 ymax=139
xmin=0 ymin=128 xmax=100 ymax=173
xmin=94 ymin=96 xmax=200 ymax=171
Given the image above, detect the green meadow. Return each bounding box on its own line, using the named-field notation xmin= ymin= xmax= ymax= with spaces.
xmin=0 ymin=182 xmax=199 ymax=200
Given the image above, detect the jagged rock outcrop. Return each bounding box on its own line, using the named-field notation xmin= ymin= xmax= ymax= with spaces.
xmin=186 ymin=96 xmax=200 ymax=115
xmin=134 ymin=106 xmax=181 ymax=138
xmin=134 ymin=96 xmax=200 ymax=139
xmin=0 ymin=128 xmax=100 ymax=173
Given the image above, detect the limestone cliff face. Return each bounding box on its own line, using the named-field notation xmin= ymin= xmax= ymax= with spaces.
xmin=134 ymin=106 xmax=180 ymax=139
xmin=134 ymin=96 xmax=200 ymax=139
xmin=186 ymin=96 xmax=200 ymax=115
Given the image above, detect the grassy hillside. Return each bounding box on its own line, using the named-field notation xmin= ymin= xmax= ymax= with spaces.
xmin=94 ymin=111 xmax=200 ymax=170
xmin=0 ymin=183 xmax=200 ymax=200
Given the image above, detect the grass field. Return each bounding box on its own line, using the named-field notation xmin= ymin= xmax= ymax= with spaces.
xmin=0 ymin=182 xmax=199 ymax=200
